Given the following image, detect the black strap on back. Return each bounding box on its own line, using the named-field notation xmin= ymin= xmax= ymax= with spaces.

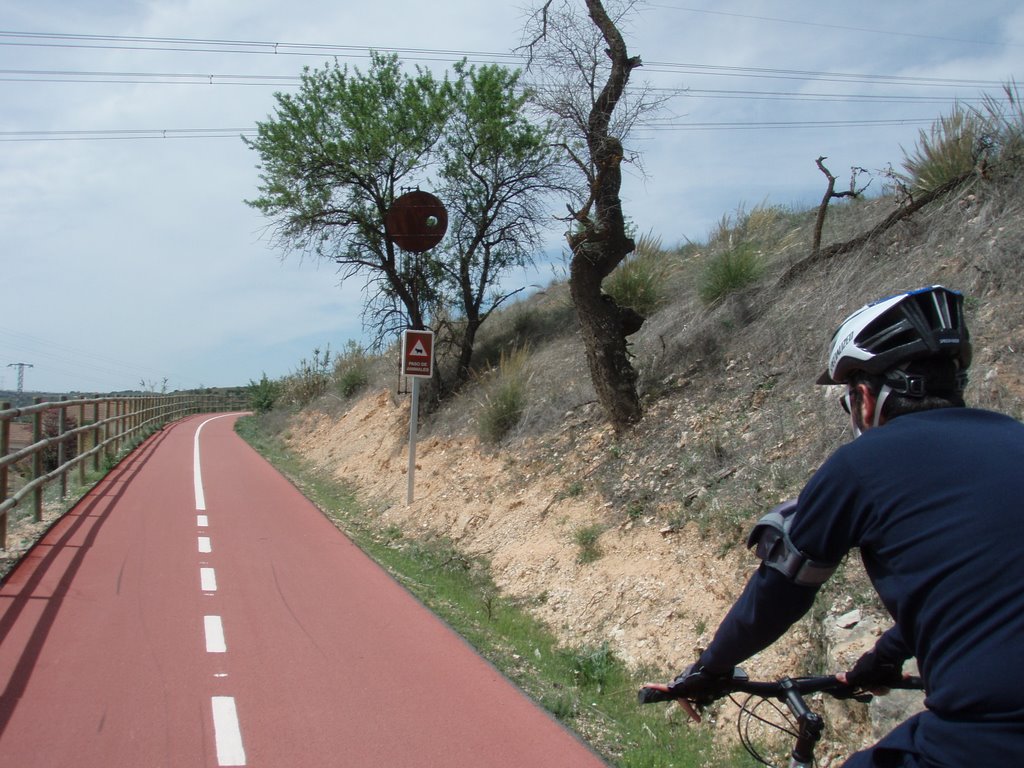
xmin=746 ymin=500 xmax=839 ymax=587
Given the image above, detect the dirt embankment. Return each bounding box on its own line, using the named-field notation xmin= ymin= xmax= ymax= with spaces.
xmin=285 ymin=388 xmax=901 ymax=758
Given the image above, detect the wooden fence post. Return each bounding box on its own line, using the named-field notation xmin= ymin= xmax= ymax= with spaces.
xmin=32 ymin=397 xmax=43 ymax=522
xmin=92 ymin=400 xmax=101 ymax=473
xmin=77 ymin=398 xmax=87 ymax=486
xmin=58 ymin=397 xmax=70 ymax=499
xmin=1 ymin=401 xmax=9 ymax=550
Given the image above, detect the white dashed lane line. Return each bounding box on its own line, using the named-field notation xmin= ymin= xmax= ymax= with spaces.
xmin=195 ymin=416 xmax=248 ymax=766
xmin=211 ymin=696 xmax=247 ymax=767
xmin=200 ymin=567 xmax=218 ymax=592
xmin=202 ymin=561 xmax=242 ymax=767
xmin=205 ymin=616 xmax=227 ymax=653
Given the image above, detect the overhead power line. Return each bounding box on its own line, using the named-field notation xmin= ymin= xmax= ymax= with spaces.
xmin=636 ymin=117 xmax=938 ymax=132
xmin=0 ymin=29 xmax=1012 ymax=89
xmin=0 ymin=30 xmax=522 ymax=66
xmin=0 ymin=29 xmax=1013 ymax=144
xmin=0 ymin=67 xmax=301 ymax=86
xmin=644 ymin=61 xmax=1007 ymax=89
xmin=0 ymin=327 xmax=181 ymax=391
xmin=0 ymin=128 xmax=253 ymax=141
xmin=644 ymin=3 xmax=1023 ymax=49
xmin=2 ymin=117 xmax=948 ymax=143
xmin=2 ymin=66 xmax=1009 ymax=111
xmin=2 ymin=65 xmax=1010 ymax=95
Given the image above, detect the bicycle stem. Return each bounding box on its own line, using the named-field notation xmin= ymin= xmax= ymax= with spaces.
xmin=780 ymin=677 xmax=825 ymax=767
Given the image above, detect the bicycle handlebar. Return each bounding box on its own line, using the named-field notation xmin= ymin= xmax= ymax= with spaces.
xmin=638 ymin=670 xmax=924 ymax=705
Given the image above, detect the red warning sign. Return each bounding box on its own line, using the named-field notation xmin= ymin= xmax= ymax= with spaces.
xmin=401 ymin=329 xmax=434 ymax=378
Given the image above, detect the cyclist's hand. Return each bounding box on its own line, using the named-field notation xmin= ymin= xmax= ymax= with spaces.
xmin=639 ymin=682 xmax=703 ymax=722
xmin=668 ymin=664 xmax=734 ymax=719
xmin=838 ymin=649 xmax=904 ymax=694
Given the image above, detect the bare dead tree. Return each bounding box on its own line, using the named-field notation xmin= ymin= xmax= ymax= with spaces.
xmin=780 ymin=169 xmax=976 ymax=286
xmin=812 ymin=156 xmax=871 ymax=254
xmin=521 ymin=0 xmax=666 ymax=431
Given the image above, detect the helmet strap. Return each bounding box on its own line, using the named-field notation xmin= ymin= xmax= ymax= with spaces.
xmin=873 ymin=384 xmax=894 ymax=428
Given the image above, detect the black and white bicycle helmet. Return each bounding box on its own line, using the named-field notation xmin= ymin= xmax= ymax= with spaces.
xmin=817 ymin=285 xmax=972 ymax=386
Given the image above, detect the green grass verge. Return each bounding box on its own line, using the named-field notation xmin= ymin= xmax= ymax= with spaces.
xmin=234 ymin=414 xmax=749 ymax=767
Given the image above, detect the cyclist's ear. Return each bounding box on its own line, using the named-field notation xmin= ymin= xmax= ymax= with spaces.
xmin=851 ymin=382 xmax=884 ymax=430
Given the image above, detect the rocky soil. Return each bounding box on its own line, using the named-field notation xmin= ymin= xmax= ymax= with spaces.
xmin=284 ymin=387 xmax=912 ymax=763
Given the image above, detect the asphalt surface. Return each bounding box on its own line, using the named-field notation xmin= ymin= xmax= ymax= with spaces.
xmin=0 ymin=413 xmax=609 ymax=767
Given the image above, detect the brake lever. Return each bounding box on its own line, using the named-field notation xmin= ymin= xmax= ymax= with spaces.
xmin=829 ymin=687 xmax=874 ymax=703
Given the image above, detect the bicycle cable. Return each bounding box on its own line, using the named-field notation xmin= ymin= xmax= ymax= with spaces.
xmin=732 ymin=693 xmax=801 ymax=767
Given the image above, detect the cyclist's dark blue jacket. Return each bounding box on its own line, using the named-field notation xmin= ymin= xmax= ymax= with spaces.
xmin=698 ymin=408 xmax=1024 ymax=767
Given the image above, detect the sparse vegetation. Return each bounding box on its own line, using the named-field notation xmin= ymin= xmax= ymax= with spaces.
xmin=978 ymin=80 xmax=1024 ymax=172
xmin=282 ymin=346 xmax=333 ymax=408
xmin=697 ymin=241 xmax=764 ymax=305
xmin=334 ymin=340 xmax=370 ymax=399
xmin=563 ymin=641 xmax=618 ymax=691
xmin=901 ymin=81 xmax=1024 ymax=193
xmin=604 ymin=231 xmax=673 ymax=316
xmin=248 ymin=372 xmax=282 ymax=414
xmin=222 ymin=108 xmax=1024 ymax=767
xmin=477 ymin=346 xmax=531 ymax=443
xmin=574 ymin=523 xmax=604 ymax=563
xmin=900 ymin=106 xmax=985 ymax=193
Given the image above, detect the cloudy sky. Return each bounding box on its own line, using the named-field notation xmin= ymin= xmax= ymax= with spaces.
xmin=1 ymin=1 xmax=1020 ymax=394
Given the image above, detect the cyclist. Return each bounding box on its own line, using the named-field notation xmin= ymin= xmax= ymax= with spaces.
xmin=658 ymin=286 xmax=1024 ymax=766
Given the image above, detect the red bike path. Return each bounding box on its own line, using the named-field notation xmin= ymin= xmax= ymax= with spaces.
xmin=0 ymin=413 xmax=609 ymax=767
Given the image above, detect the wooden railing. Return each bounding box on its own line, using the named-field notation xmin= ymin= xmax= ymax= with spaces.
xmin=0 ymin=393 xmax=247 ymax=550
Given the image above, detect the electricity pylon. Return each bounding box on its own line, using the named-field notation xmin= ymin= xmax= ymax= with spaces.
xmin=6 ymin=362 xmax=33 ymax=393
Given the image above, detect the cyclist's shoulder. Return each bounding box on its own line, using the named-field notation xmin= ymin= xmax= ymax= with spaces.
xmin=833 ymin=407 xmax=1023 ymax=456
xmin=894 ymin=406 xmax=1023 ymax=431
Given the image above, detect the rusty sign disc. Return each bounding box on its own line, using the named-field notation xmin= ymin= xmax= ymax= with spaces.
xmin=384 ymin=190 xmax=448 ymax=253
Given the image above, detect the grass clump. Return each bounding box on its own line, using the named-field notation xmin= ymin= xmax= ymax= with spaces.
xmin=564 ymin=641 xmax=619 ymax=692
xmin=477 ymin=346 xmax=530 ymax=443
xmin=334 ymin=339 xmax=370 ymax=398
xmin=697 ymin=242 xmax=764 ymax=305
xmin=901 ymin=83 xmax=1024 ymax=192
xmin=282 ymin=346 xmax=333 ymax=408
xmin=604 ymin=231 xmax=673 ymax=316
xmin=900 ymin=106 xmax=985 ymax=193
xmin=574 ymin=523 xmax=604 ymax=563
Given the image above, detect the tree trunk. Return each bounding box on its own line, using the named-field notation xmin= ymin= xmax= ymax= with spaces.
xmin=455 ymin=317 xmax=481 ymax=389
xmin=568 ymin=0 xmax=644 ymax=431
xmin=570 ymin=246 xmax=641 ymax=431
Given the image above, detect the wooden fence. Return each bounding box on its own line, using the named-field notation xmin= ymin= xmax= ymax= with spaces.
xmin=0 ymin=393 xmax=247 ymax=550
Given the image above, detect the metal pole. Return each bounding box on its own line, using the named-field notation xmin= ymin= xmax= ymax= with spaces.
xmin=406 ymin=377 xmax=420 ymax=505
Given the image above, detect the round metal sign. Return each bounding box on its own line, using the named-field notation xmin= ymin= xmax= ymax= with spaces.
xmin=384 ymin=190 xmax=448 ymax=253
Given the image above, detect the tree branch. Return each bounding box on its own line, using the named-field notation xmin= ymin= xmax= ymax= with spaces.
xmin=780 ymin=169 xmax=976 ymax=286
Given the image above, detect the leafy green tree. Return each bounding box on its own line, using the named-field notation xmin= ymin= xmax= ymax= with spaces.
xmin=245 ymin=54 xmax=560 ymax=393
xmin=436 ymin=62 xmax=561 ymax=388
xmin=248 ymin=373 xmax=282 ymax=414
xmin=244 ymin=52 xmax=451 ymax=336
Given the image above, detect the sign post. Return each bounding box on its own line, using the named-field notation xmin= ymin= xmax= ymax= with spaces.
xmin=401 ymin=329 xmax=434 ymax=504
xmin=385 ymin=189 xmax=446 ymax=506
